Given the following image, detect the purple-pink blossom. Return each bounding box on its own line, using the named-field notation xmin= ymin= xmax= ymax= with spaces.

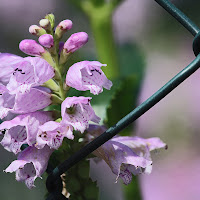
xmin=5 ymin=145 xmax=53 ymax=189
xmin=0 ymin=53 xmax=22 ymax=85
xmin=66 ymin=61 xmax=112 ymax=95
xmin=0 ymin=111 xmax=52 ymax=154
xmin=7 ymin=56 xmax=55 ymax=93
xmin=86 ymin=125 xmax=167 ymax=185
xmin=0 ymin=86 xmax=52 ymax=119
xmin=36 ymin=121 xmax=74 ymax=149
xmin=61 ymin=96 xmax=100 ymax=133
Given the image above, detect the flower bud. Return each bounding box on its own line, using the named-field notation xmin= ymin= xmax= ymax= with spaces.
xmin=29 ymin=25 xmax=46 ymax=37
xmin=39 ymin=19 xmax=51 ymax=30
xmin=39 ymin=34 xmax=54 ymax=48
xmin=55 ymin=20 xmax=73 ymax=40
xmin=64 ymin=32 xmax=88 ymax=53
xmin=45 ymin=13 xmax=55 ymax=29
xmin=19 ymin=39 xmax=45 ymax=56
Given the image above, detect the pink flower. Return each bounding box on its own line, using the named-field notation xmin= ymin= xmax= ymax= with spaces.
xmin=0 ymin=53 xmax=22 ymax=85
xmin=61 ymin=96 xmax=100 ymax=133
xmin=0 ymin=85 xmax=51 ymax=119
xmin=63 ymin=32 xmax=88 ymax=53
xmin=6 ymin=56 xmax=54 ymax=93
xmin=66 ymin=61 xmax=112 ymax=95
xmin=87 ymin=125 xmax=167 ymax=185
xmin=5 ymin=145 xmax=53 ymax=189
xmin=0 ymin=111 xmax=52 ymax=154
xmin=19 ymin=39 xmax=45 ymax=56
xmin=36 ymin=121 xmax=74 ymax=149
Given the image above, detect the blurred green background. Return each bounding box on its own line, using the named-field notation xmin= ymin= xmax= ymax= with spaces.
xmin=1 ymin=0 xmax=200 ymax=199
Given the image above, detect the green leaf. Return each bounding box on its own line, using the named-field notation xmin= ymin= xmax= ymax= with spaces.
xmin=105 ymin=75 xmax=139 ymax=135
xmin=118 ymin=43 xmax=145 ymax=79
xmin=123 ymin=177 xmax=142 ymax=200
xmin=44 ymin=104 xmax=61 ymax=112
xmin=105 ymin=43 xmax=146 ymax=135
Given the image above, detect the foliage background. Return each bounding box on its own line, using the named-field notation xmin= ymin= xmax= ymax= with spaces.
xmin=1 ymin=0 xmax=200 ymax=199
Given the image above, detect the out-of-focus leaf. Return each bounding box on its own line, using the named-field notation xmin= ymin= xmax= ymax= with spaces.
xmin=48 ymin=134 xmax=99 ymax=200
xmin=91 ymin=79 xmax=122 ymax=124
xmin=123 ymin=177 xmax=142 ymax=200
xmin=105 ymin=75 xmax=138 ymax=135
xmin=44 ymin=104 xmax=61 ymax=112
xmin=119 ymin=43 xmax=145 ymax=79
xmin=105 ymin=43 xmax=146 ymax=135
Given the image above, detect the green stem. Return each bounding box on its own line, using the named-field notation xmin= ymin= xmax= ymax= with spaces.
xmin=54 ymin=49 xmax=66 ymax=101
xmin=82 ymin=2 xmax=120 ymax=79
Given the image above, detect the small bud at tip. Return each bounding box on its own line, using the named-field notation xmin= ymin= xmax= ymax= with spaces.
xmin=29 ymin=25 xmax=40 ymax=35
xmin=29 ymin=25 xmax=46 ymax=36
xmin=39 ymin=19 xmax=50 ymax=28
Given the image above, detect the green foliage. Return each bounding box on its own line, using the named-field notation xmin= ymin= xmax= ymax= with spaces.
xmin=65 ymin=43 xmax=145 ymax=138
xmin=105 ymin=43 xmax=145 ymax=135
xmin=66 ymin=159 xmax=98 ymax=200
xmin=90 ymin=43 xmax=145 ymax=136
xmin=48 ymin=134 xmax=98 ymax=199
xmin=123 ymin=177 xmax=142 ymax=200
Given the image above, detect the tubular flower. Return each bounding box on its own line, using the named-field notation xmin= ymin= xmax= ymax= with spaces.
xmin=86 ymin=125 xmax=167 ymax=185
xmin=0 ymin=111 xmax=52 ymax=154
xmin=5 ymin=145 xmax=53 ymax=189
xmin=7 ymin=56 xmax=54 ymax=93
xmin=0 ymin=85 xmax=52 ymax=119
xmin=36 ymin=121 xmax=74 ymax=149
xmin=0 ymin=53 xmax=22 ymax=85
xmin=61 ymin=96 xmax=100 ymax=133
xmin=66 ymin=61 xmax=112 ymax=95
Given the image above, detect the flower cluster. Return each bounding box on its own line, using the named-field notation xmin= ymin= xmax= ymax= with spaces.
xmin=0 ymin=14 xmax=112 ymax=189
xmin=0 ymin=14 xmax=166 ymax=190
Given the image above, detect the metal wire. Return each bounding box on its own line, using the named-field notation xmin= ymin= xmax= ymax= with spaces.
xmin=155 ymin=0 xmax=200 ymax=36
xmin=46 ymin=0 xmax=200 ymax=199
